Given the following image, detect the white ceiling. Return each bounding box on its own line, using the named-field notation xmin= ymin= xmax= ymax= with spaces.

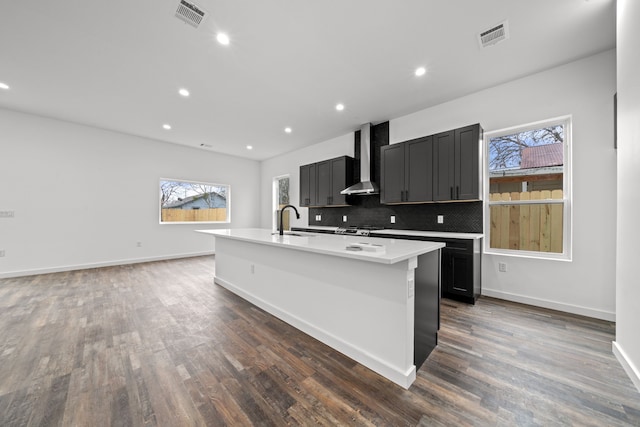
xmin=0 ymin=0 xmax=615 ymax=160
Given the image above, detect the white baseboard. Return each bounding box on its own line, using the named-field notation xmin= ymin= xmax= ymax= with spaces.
xmin=214 ymin=275 xmax=416 ymax=389
xmin=0 ymin=251 xmax=215 ymax=279
xmin=481 ymin=288 xmax=615 ymax=321
xmin=613 ymin=341 xmax=640 ymax=393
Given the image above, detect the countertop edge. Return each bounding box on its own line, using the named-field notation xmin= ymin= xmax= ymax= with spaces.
xmin=196 ymin=229 xmax=444 ymax=265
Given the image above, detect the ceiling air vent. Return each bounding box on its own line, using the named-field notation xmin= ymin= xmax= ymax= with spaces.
xmin=478 ymin=20 xmax=509 ymax=48
xmin=175 ymin=0 xmax=207 ymax=29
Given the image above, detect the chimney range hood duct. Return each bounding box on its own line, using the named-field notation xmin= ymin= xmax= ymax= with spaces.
xmin=340 ymin=123 xmax=379 ymax=195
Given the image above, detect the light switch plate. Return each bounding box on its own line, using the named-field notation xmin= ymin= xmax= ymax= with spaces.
xmin=390 ymin=215 xmax=396 ymax=224
xmin=342 ymin=215 xmax=347 ymax=222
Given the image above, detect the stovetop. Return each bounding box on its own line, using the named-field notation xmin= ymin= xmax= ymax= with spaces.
xmin=334 ymin=225 xmax=383 ymax=237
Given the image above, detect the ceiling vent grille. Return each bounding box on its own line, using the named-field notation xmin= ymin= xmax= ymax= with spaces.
xmin=478 ymin=21 xmax=509 ymax=48
xmin=175 ymin=0 xmax=207 ymax=29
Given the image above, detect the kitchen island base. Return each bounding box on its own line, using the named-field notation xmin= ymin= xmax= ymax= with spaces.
xmin=207 ymin=231 xmax=442 ymax=389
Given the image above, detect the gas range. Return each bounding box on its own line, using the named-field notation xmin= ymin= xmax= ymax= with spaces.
xmin=334 ymin=226 xmax=383 ymax=237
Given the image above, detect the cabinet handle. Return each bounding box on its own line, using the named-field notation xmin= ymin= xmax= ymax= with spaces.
xmin=456 ymin=186 xmax=459 ymax=199
xmin=450 ymin=187 xmax=453 ymax=200
xmin=405 ymin=190 xmax=408 ymax=201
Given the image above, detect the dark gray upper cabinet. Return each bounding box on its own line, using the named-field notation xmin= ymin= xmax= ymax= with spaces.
xmin=380 ymin=136 xmax=434 ymax=204
xmin=382 ymin=123 xmax=481 ymax=204
xmin=433 ymin=130 xmax=455 ymax=201
xmin=454 ymin=124 xmax=481 ymax=201
xmin=380 ymin=143 xmax=405 ymax=203
xmin=434 ymin=124 xmax=482 ymax=202
xmin=299 ymin=163 xmax=317 ymax=207
xmin=406 ymin=136 xmax=434 ymax=202
xmin=329 ymin=156 xmax=353 ymax=206
xmin=300 ymin=156 xmax=353 ymax=207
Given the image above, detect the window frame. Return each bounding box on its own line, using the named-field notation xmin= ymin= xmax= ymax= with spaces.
xmin=483 ymin=115 xmax=572 ymax=261
xmin=159 ymin=178 xmax=231 ymax=225
xmin=272 ymin=174 xmax=290 ymax=231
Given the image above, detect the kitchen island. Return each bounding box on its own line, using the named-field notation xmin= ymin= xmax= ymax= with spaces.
xmin=196 ymin=228 xmax=444 ymax=388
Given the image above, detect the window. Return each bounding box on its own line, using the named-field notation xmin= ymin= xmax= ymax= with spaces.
xmin=485 ymin=116 xmax=571 ymax=259
xmin=272 ymin=175 xmax=290 ymax=231
xmin=159 ymin=179 xmax=230 ymax=224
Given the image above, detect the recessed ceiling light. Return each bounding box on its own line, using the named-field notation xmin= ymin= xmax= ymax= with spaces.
xmin=163 ymin=124 xmax=172 ymax=130
xmin=415 ymin=67 xmax=427 ymax=77
xmin=246 ymin=145 xmax=253 ymax=150
xmin=216 ymin=32 xmax=230 ymax=46
xmin=179 ymin=88 xmax=190 ymax=97
xmin=335 ymin=103 xmax=345 ymax=111
xmin=0 ymin=82 xmax=9 ymax=90
xmin=284 ymin=127 xmax=292 ymax=134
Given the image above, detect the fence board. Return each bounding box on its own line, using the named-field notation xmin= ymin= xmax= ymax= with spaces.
xmin=161 ymin=208 xmax=227 ymax=222
xmin=489 ymin=190 xmax=563 ymax=254
xmin=499 ymin=193 xmax=510 ymax=250
xmin=529 ymin=191 xmax=541 ymax=252
xmin=550 ymin=190 xmax=564 ymax=253
xmin=519 ymin=192 xmax=531 ymax=251
xmin=509 ymin=192 xmax=520 ymax=250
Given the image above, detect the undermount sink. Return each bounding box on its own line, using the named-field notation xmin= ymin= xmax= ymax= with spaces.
xmin=272 ymin=232 xmax=310 ymax=237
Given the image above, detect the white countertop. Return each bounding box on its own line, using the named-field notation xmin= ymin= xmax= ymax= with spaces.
xmin=371 ymin=229 xmax=484 ymax=240
xmin=196 ymin=228 xmax=444 ymax=265
xmin=292 ymin=226 xmax=483 ymax=240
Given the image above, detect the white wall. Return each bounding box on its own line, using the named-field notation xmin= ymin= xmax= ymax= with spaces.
xmin=262 ymin=50 xmax=617 ymax=321
xmin=614 ymin=0 xmax=640 ymax=391
xmin=0 ymin=109 xmax=261 ymax=277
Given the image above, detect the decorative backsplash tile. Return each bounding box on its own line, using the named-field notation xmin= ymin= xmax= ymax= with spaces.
xmin=308 ymin=197 xmax=483 ymax=233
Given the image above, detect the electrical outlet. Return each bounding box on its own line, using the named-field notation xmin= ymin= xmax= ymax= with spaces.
xmin=498 ymin=262 xmax=507 ymax=272
xmin=342 ymin=215 xmax=347 ymax=222
xmin=390 ymin=215 xmax=396 ymax=224
xmin=437 ymin=215 xmax=444 ymax=224
xmin=0 ymin=211 xmax=15 ymax=218
xmin=0 ymin=250 xmax=5 ymax=257
xmin=316 ymin=214 xmax=321 ymax=221
xmin=136 ymin=241 xmax=142 ymax=247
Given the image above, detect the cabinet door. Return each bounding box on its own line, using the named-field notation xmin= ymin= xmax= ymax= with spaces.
xmin=406 ymin=136 xmax=433 ymax=202
xmin=316 ymin=160 xmax=332 ymax=206
xmin=455 ymin=124 xmax=480 ymax=200
xmin=433 ymin=130 xmax=455 ymax=201
xmin=299 ymin=163 xmax=316 ymax=207
xmin=380 ymin=144 xmax=405 ymax=204
xmin=442 ymin=250 xmax=473 ymax=296
xmin=330 ymin=157 xmax=351 ymax=206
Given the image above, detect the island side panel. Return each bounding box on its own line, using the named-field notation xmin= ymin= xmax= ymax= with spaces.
xmin=414 ymin=249 xmax=441 ymax=368
xmin=213 ymin=236 xmax=417 ymax=388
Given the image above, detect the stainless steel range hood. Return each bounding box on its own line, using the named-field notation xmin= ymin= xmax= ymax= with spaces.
xmin=340 ymin=123 xmax=379 ymax=195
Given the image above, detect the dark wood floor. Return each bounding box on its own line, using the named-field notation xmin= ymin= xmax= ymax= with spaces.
xmin=1 ymin=256 xmax=639 ymax=426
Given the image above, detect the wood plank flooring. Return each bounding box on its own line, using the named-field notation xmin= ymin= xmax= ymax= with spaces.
xmin=0 ymin=256 xmax=639 ymax=426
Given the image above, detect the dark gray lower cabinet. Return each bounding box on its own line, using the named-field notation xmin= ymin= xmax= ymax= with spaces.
xmin=440 ymin=239 xmax=481 ymax=304
xmin=370 ymin=232 xmax=481 ymax=304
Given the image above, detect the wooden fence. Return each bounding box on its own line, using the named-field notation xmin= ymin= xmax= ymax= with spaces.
xmin=489 ymin=190 xmax=563 ymax=253
xmin=161 ymin=208 xmax=227 ymax=222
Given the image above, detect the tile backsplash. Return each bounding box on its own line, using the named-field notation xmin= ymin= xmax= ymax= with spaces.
xmin=308 ymin=196 xmax=483 ymax=233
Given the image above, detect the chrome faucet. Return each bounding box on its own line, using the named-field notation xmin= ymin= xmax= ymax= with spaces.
xmin=279 ymin=204 xmax=300 ymax=236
